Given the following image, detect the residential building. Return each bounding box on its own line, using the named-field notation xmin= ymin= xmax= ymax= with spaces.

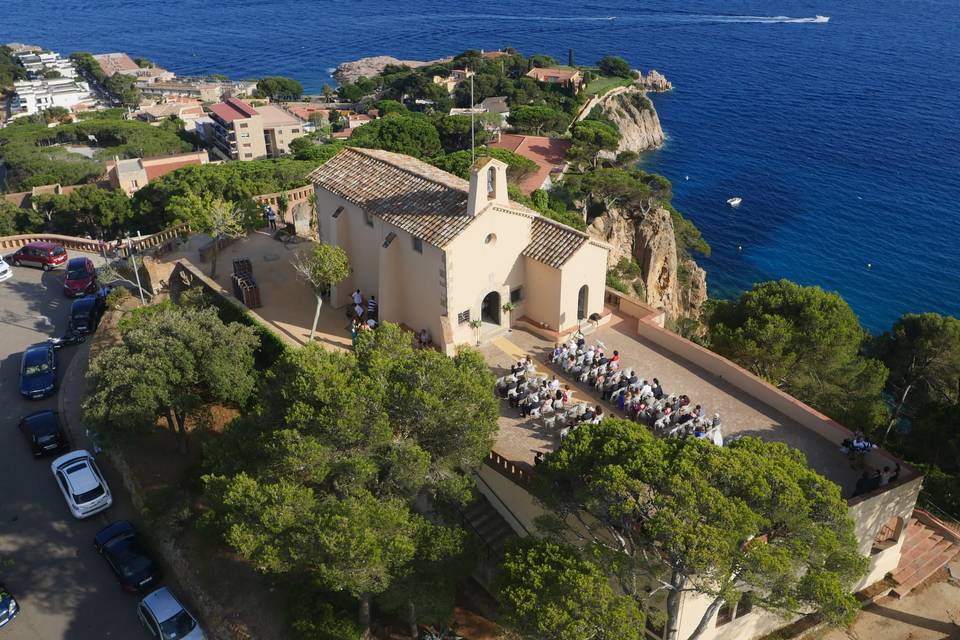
xmin=344 ymin=113 xmax=372 ymax=129
xmin=16 ymin=51 xmax=77 ymax=79
xmin=480 ymin=96 xmax=510 ymax=124
xmin=525 ymin=66 xmax=583 ymax=92
xmin=449 ymin=107 xmax=487 ymax=117
xmin=490 ymin=133 xmax=571 ymax=193
xmin=204 ymin=98 xmax=306 ymax=160
xmin=92 ymin=52 xmax=140 ymax=76
xmin=257 ymin=104 xmax=308 ymax=156
xmin=309 ymin=147 xmax=610 ymax=354
xmin=104 ymin=151 xmax=209 ymax=195
xmin=481 ymin=49 xmax=511 ymax=59
xmin=10 ymin=78 xmax=95 ymax=116
xmin=138 ymin=81 xmax=223 ymax=103
xmin=432 ymin=69 xmax=474 ymax=94
xmin=130 ymin=101 xmax=205 ymax=129
xmin=207 ymin=98 xmax=267 ymax=160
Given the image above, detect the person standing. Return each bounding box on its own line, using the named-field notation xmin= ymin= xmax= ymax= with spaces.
xmin=367 ymin=295 xmax=378 ymax=321
xmin=267 ymin=206 xmax=278 ymax=231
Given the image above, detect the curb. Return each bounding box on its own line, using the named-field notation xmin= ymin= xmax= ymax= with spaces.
xmin=56 ymin=338 xmax=92 ymax=447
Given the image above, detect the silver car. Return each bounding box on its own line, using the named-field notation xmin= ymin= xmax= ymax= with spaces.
xmin=50 ymin=450 xmax=112 ymax=519
xmin=137 ymin=588 xmax=204 ymax=640
xmin=0 ymin=256 xmax=12 ymax=283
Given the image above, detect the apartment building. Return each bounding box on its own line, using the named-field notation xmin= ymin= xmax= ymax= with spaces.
xmin=138 ymin=81 xmax=223 ymax=102
xmin=205 ymin=98 xmax=306 ymax=161
xmin=10 ymin=78 xmax=96 ymax=115
xmin=16 ymin=51 xmax=78 ymax=79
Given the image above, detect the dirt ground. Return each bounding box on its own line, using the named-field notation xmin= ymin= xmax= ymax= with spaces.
xmin=823 ymin=573 xmax=960 ymax=640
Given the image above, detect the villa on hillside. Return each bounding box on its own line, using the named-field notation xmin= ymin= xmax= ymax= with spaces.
xmin=490 ymin=133 xmax=571 ymax=194
xmin=309 ymin=147 xmax=610 ymax=354
xmin=525 ymin=66 xmax=583 ymax=92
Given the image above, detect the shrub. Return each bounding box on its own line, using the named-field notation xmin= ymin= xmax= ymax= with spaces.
xmin=105 ymin=286 xmax=131 ymax=309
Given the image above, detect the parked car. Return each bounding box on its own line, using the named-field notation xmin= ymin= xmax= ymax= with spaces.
xmin=50 ymin=450 xmax=113 ymax=519
xmin=137 ymin=588 xmax=204 ymax=640
xmin=19 ymin=342 xmax=57 ymax=399
xmin=0 ymin=584 xmax=19 ymax=629
xmin=0 ymin=256 xmax=12 ymax=283
xmin=18 ymin=410 xmax=69 ymax=456
xmin=94 ymin=521 xmax=161 ymax=593
xmin=63 ymin=257 xmax=97 ymax=297
xmin=10 ymin=242 xmax=67 ymax=271
xmin=68 ymin=293 xmax=106 ymax=334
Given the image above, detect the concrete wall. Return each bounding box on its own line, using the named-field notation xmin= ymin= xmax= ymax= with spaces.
xmin=849 ymin=474 xmax=923 ymax=588
xmin=444 ymin=208 xmax=531 ymax=346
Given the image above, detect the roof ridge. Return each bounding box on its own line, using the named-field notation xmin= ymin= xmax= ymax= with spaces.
xmin=347 ymin=147 xmax=470 ymax=195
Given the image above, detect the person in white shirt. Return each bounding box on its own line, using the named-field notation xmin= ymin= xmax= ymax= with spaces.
xmin=639 ymin=380 xmax=652 ymax=397
xmin=351 ymin=289 xmax=362 ymax=306
xmin=549 ymin=376 xmax=560 ymax=391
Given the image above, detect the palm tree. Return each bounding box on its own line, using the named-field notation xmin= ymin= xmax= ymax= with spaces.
xmin=469 ymin=319 xmax=483 ymax=345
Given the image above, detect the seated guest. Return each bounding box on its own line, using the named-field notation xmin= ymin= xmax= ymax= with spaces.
xmin=549 ymin=376 xmax=560 ymax=391
xmin=562 ymin=385 xmax=574 ymax=403
xmin=627 ymin=370 xmax=639 ymax=386
xmin=591 ymin=406 xmax=605 ymax=424
xmin=639 ymin=380 xmax=652 ymax=397
xmin=652 ymin=378 xmax=663 ymax=399
xmin=610 ymin=350 xmax=621 ymax=366
xmin=618 ymin=391 xmax=631 ymax=411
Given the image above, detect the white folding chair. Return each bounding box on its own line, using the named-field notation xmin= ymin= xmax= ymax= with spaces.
xmin=543 ymin=416 xmax=556 ymax=430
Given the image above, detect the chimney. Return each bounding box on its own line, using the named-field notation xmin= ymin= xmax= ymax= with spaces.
xmin=467 ymin=157 xmax=509 ymax=216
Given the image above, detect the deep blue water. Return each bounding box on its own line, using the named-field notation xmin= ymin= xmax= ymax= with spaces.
xmin=5 ymin=0 xmax=959 ymax=332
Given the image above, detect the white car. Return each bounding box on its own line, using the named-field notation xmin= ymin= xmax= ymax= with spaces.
xmin=0 ymin=257 xmax=12 ymax=283
xmin=50 ymin=450 xmax=112 ymax=519
xmin=138 ymin=588 xmax=205 ymax=640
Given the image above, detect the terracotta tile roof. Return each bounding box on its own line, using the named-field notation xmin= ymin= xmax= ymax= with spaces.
xmin=309 ymin=147 xmax=607 ymax=268
xmin=489 ymin=134 xmax=571 ymax=194
xmin=525 ymin=67 xmax=581 ymax=83
xmin=521 ymin=216 xmax=589 ymax=268
xmin=308 ymin=147 xmax=473 ymax=247
xmin=208 ymin=97 xmax=259 ymax=124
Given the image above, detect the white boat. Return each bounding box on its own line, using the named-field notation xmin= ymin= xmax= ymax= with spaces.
xmin=814 ymin=15 xmax=830 ymax=23
xmin=727 ymin=197 xmax=742 ymax=207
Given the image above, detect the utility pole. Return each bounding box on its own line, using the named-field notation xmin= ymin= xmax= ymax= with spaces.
xmin=470 ymin=70 xmax=475 ymax=164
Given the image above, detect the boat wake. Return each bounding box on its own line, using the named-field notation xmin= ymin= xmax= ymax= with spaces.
xmin=673 ymin=14 xmax=829 ymax=24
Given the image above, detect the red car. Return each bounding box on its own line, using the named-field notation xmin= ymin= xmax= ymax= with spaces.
xmin=11 ymin=242 xmax=68 ymax=271
xmin=63 ymin=257 xmax=97 ymax=297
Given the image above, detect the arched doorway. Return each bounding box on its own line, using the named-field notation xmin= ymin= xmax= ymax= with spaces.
xmin=481 ymin=291 xmax=501 ymax=324
xmin=577 ymin=285 xmax=589 ymax=320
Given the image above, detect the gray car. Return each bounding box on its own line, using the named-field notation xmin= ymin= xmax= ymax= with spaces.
xmin=136 ymin=588 xmax=204 ymax=640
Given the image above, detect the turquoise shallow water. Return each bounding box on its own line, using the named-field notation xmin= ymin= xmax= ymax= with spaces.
xmin=5 ymin=0 xmax=959 ymax=332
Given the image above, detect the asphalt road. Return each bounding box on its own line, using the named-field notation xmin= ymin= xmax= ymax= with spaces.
xmin=0 ymin=253 xmax=146 ymax=639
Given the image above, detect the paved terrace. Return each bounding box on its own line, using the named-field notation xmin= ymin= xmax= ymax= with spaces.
xmin=481 ymin=312 xmax=864 ymax=494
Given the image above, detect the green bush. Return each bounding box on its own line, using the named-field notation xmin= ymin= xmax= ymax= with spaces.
xmin=105 ymin=286 xmax=131 ymax=309
xmin=288 ymin=581 xmax=362 ymax=640
xmin=914 ymin=464 xmax=960 ymax=518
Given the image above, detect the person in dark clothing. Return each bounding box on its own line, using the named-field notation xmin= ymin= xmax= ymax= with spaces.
xmin=852 ymin=471 xmax=871 ymax=497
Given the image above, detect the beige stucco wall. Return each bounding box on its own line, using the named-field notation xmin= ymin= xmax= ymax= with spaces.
xmin=265 ymin=123 xmax=306 ymax=156
xmin=314 ymin=188 xmax=379 ymax=307
xmin=445 ymin=208 xmax=531 ymax=346
xmin=523 ymin=257 xmax=563 ymax=332
xmin=234 ymin=115 xmax=267 ymax=160
xmin=675 ymin=590 xmax=796 ymax=640
xmin=849 ymin=474 xmax=923 ymax=588
xmin=556 ymin=241 xmax=608 ymax=333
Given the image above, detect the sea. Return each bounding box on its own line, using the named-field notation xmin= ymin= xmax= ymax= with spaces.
xmin=5 ymin=0 xmax=959 ymax=333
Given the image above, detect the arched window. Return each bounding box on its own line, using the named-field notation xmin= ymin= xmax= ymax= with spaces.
xmin=577 ymin=285 xmax=589 ymax=320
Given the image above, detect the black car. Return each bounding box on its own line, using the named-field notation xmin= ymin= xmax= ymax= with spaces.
xmin=18 ymin=410 xmax=69 ymax=456
xmin=94 ymin=521 xmax=160 ymax=593
xmin=68 ymin=293 xmax=106 ymax=334
xmin=0 ymin=583 xmax=19 ymax=629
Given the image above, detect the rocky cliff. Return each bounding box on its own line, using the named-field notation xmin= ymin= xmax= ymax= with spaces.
xmin=334 ymin=55 xmax=451 ymax=84
xmin=588 ymin=204 xmax=707 ymax=322
xmin=597 ymin=86 xmax=665 ymax=154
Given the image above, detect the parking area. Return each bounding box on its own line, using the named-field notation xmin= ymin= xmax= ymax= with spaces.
xmin=0 ymin=252 xmax=146 ymax=639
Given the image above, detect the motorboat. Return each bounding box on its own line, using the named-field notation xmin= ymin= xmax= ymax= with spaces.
xmin=727 ymin=197 xmax=742 ymax=207
xmin=814 ymin=15 xmax=830 ymax=22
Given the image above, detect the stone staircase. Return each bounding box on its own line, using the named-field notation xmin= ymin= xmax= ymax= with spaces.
xmin=891 ymin=516 xmax=960 ymax=598
xmin=462 ymin=493 xmax=517 ymax=559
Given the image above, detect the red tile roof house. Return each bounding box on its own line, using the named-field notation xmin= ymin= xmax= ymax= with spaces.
xmin=489 ymin=133 xmax=571 ymax=194
xmin=525 ymin=67 xmax=584 ymax=92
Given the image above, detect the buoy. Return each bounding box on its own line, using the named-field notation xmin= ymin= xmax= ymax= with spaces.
xmin=737 ymin=245 xmax=743 ymax=252
xmin=685 ymin=175 xmax=689 ymax=181
xmin=867 ymin=263 xmax=872 ymax=268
